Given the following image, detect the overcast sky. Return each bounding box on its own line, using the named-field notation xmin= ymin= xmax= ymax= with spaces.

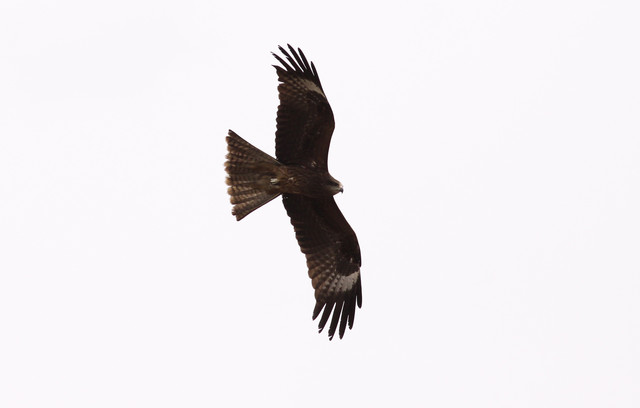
xmin=1 ymin=1 xmax=639 ymax=407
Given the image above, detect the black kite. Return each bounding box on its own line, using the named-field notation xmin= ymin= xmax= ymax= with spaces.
xmin=225 ymin=45 xmax=362 ymax=340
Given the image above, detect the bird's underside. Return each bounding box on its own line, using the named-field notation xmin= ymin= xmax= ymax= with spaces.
xmin=225 ymin=45 xmax=362 ymax=340
xmin=226 ymin=132 xmax=343 ymax=214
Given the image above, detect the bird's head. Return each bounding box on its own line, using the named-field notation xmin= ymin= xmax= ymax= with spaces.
xmin=326 ymin=175 xmax=344 ymax=195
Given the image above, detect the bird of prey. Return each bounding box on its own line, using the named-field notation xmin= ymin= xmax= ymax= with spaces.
xmin=225 ymin=45 xmax=362 ymax=340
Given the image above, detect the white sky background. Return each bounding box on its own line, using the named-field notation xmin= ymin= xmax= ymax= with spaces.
xmin=1 ymin=0 xmax=639 ymax=406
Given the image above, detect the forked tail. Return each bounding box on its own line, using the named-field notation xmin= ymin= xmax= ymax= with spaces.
xmin=225 ymin=130 xmax=282 ymax=221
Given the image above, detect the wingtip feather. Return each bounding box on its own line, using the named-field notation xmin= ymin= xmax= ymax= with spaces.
xmin=273 ymin=44 xmax=322 ymax=88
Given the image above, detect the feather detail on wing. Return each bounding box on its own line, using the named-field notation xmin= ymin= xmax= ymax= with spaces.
xmin=273 ymin=45 xmax=335 ymax=169
xmin=282 ymin=194 xmax=362 ymax=340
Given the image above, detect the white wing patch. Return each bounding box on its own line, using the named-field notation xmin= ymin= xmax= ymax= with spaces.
xmin=336 ymin=272 xmax=359 ymax=292
xmin=300 ymin=78 xmax=326 ymax=98
xmin=320 ymin=271 xmax=359 ymax=295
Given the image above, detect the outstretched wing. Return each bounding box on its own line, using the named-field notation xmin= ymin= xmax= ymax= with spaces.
xmin=282 ymin=194 xmax=362 ymax=340
xmin=273 ymin=45 xmax=335 ymax=169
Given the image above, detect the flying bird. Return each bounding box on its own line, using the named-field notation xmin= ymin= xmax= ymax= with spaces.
xmin=225 ymin=45 xmax=362 ymax=340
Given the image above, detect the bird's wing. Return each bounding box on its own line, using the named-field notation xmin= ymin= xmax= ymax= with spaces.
xmin=273 ymin=45 xmax=335 ymax=169
xmin=282 ymin=194 xmax=362 ymax=340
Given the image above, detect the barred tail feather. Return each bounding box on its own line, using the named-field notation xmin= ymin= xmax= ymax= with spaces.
xmin=225 ymin=130 xmax=281 ymax=221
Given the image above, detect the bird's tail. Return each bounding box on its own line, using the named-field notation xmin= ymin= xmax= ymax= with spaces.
xmin=225 ymin=130 xmax=282 ymax=221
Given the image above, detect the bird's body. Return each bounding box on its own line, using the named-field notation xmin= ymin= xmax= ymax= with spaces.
xmin=225 ymin=45 xmax=362 ymax=340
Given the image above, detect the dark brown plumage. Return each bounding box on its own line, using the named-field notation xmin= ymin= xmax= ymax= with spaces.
xmin=225 ymin=45 xmax=362 ymax=340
